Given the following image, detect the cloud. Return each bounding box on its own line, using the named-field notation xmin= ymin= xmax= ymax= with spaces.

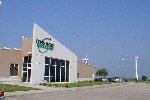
xmin=0 ymin=1 xmax=2 ymax=5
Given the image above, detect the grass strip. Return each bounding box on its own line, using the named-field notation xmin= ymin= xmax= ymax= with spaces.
xmin=0 ymin=84 xmax=40 ymax=92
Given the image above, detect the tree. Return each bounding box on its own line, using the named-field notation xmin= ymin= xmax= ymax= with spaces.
xmin=142 ymin=75 xmax=147 ymax=81
xmin=96 ymin=68 xmax=108 ymax=78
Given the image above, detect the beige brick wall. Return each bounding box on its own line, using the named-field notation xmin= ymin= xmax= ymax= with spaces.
xmin=0 ymin=48 xmax=22 ymax=78
xmin=22 ymin=37 xmax=32 ymax=56
xmin=77 ymin=61 xmax=96 ymax=78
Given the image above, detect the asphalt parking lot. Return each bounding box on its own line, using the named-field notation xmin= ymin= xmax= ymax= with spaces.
xmin=5 ymin=83 xmax=150 ymax=100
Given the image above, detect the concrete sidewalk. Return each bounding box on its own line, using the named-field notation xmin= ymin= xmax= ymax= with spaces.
xmin=5 ymin=82 xmax=127 ymax=97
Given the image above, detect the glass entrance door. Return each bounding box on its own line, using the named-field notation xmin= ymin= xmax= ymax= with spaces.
xmin=22 ymin=55 xmax=32 ymax=82
xmin=22 ymin=69 xmax=31 ymax=82
xmin=27 ymin=69 xmax=31 ymax=82
xmin=22 ymin=72 xmax=27 ymax=82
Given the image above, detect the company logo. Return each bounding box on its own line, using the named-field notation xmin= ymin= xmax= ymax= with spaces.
xmin=36 ymin=38 xmax=54 ymax=53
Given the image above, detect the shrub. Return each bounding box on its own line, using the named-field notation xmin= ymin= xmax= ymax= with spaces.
xmin=65 ymin=84 xmax=69 ymax=88
xmin=94 ymin=78 xmax=103 ymax=82
xmin=142 ymin=76 xmax=147 ymax=81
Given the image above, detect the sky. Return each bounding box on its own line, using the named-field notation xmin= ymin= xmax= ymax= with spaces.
xmin=0 ymin=0 xmax=150 ymax=78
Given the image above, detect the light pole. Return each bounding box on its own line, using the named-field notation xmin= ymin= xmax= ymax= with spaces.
xmin=134 ymin=56 xmax=139 ymax=82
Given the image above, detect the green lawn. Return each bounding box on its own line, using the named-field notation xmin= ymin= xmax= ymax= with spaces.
xmin=0 ymin=84 xmax=40 ymax=92
xmin=40 ymin=81 xmax=112 ymax=88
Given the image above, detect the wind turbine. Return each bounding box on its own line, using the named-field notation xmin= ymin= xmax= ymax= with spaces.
xmin=134 ymin=56 xmax=139 ymax=81
xmin=82 ymin=54 xmax=89 ymax=64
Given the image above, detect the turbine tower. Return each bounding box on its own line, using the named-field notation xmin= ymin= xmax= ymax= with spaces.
xmin=82 ymin=55 xmax=89 ymax=64
xmin=134 ymin=56 xmax=139 ymax=81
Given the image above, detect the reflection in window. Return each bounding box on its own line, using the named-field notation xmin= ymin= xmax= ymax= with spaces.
xmin=23 ymin=64 xmax=27 ymax=67
xmin=44 ymin=57 xmax=70 ymax=82
xmin=61 ymin=67 xmax=65 ymax=82
xmin=56 ymin=59 xmax=60 ymax=82
xmin=23 ymin=68 xmax=27 ymax=71
xmin=28 ymin=56 xmax=32 ymax=63
xmin=24 ymin=56 xmax=28 ymax=63
xmin=66 ymin=61 xmax=69 ymax=82
xmin=44 ymin=65 xmax=49 ymax=76
xmin=77 ymin=73 xmax=80 ymax=78
xmin=50 ymin=58 xmax=55 ymax=82
xmin=45 ymin=57 xmax=50 ymax=64
xmin=10 ymin=64 xmax=18 ymax=76
xmin=28 ymin=64 xmax=31 ymax=67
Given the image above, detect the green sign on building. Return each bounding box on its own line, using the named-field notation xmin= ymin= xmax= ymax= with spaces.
xmin=36 ymin=38 xmax=54 ymax=53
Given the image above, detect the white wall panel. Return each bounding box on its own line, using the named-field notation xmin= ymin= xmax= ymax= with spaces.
xmin=31 ymin=23 xmax=77 ymax=84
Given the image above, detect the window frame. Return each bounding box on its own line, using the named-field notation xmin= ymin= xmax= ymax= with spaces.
xmin=10 ymin=64 xmax=19 ymax=77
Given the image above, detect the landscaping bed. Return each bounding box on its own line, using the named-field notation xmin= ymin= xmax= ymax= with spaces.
xmin=40 ymin=81 xmax=112 ymax=88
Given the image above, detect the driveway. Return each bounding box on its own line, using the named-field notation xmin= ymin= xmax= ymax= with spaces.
xmin=5 ymin=83 xmax=150 ymax=100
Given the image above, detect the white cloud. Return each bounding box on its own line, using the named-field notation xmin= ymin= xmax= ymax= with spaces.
xmin=0 ymin=1 xmax=2 ymax=5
